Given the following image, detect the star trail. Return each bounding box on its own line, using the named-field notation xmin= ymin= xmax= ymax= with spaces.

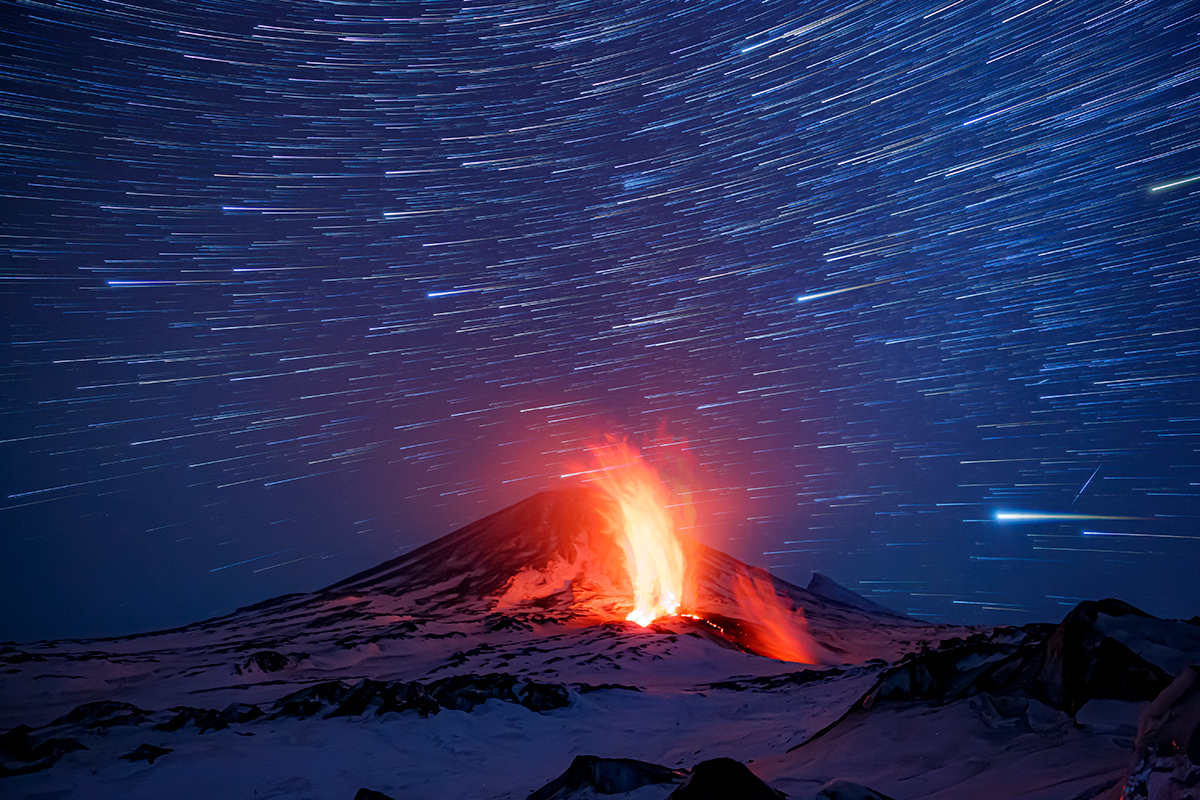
xmin=2 ymin=0 xmax=1198 ymax=641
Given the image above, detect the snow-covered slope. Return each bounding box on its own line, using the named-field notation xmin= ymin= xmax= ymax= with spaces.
xmin=2 ymin=488 xmax=1197 ymax=799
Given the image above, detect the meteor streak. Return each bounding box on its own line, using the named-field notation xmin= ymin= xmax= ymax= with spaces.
xmin=993 ymin=511 xmax=1147 ymax=522
xmin=1071 ymin=463 xmax=1102 ymax=505
xmin=795 ymin=278 xmax=895 ymax=304
xmin=1149 ymin=174 xmax=1200 ymax=193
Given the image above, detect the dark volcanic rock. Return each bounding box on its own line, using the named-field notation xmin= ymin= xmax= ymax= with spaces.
xmin=816 ymin=779 xmax=896 ymax=800
xmin=0 ymin=725 xmax=87 ymax=777
xmin=154 ymin=707 xmax=224 ymax=733
xmin=861 ymin=634 xmax=1043 ymax=709
xmin=271 ymin=673 xmax=567 ymax=720
xmin=0 ymin=646 xmax=46 ymax=664
xmin=1120 ymin=665 xmax=1200 ymax=800
xmin=485 ymin=613 xmax=534 ymax=633
xmin=527 ymin=755 xmax=684 ymax=800
xmin=519 ymin=682 xmax=571 ymax=713
xmin=50 ymin=700 xmax=149 ymax=730
xmin=1034 ymin=599 xmax=1172 ymax=716
xmin=668 ymin=758 xmax=786 ymax=799
xmin=273 ymin=681 xmax=354 ymax=719
xmin=857 ymin=600 xmax=1175 ymax=717
xmin=222 ymin=702 xmax=266 ymax=725
xmin=154 ymin=702 xmax=263 ymax=732
xmin=426 ymin=672 xmax=516 ymax=711
xmin=427 ymin=673 xmax=570 ymax=713
xmin=120 ymin=743 xmax=173 ymax=764
xmin=707 ymin=668 xmax=845 ymax=693
xmin=353 ymin=790 xmax=397 ymax=800
xmin=575 ymin=683 xmax=643 ymax=694
xmin=236 ymin=650 xmax=290 ymax=674
xmin=326 ymin=678 xmax=439 ymax=718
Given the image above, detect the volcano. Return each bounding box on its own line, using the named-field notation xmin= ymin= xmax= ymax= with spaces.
xmin=3 ymin=489 xmax=1199 ymax=799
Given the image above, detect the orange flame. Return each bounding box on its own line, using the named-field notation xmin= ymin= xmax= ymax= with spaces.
xmin=581 ymin=438 xmax=687 ymax=627
xmin=732 ymin=568 xmax=831 ymax=664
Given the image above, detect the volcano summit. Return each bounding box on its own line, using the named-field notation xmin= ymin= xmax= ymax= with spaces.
xmin=2 ymin=488 xmax=1198 ymax=799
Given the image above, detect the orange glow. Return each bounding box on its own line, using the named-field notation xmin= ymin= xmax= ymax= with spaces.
xmin=581 ymin=438 xmax=688 ymax=627
xmin=731 ymin=568 xmax=830 ymax=664
xmin=556 ymin=434 xmax=831 ymax=664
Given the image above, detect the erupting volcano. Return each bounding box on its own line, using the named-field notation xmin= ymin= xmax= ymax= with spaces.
xmin=3 ymin=486 xmax=1198 ymax=800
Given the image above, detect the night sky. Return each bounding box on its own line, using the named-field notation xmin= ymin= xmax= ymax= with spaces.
xmin=3 ymin=0 xmax=1199 ymax=642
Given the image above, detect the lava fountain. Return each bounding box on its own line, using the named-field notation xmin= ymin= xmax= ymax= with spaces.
xmin=564 ymin=436 xmax=830 ymax=664
xmin=580 ymin=438 xmax=688 ymax=627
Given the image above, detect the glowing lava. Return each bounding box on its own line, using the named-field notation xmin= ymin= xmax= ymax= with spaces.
xmin=731 ymin=568 xmax=831 ymax=664
xmin=582 ymin=438 xmax=687 ymax=627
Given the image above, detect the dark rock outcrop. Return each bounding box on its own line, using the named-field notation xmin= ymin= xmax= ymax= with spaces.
xmin=1119 ymin=665 xmax=1200 ymax=800
xmin=120 ymin=743 xmax=173 ymax=764
xmin=325 ymin=679 xmax=439 ymax=718
xmin=857 ymin=600 xmax=1175 ymax=717
xmin=527 ymin=755 xmax=684 ymax=800
xmin=0 ymin=725 xmax=87 ymax=777
xmin=668 ymin=758 xmax=786 ymax=799
xmin=707 ymin=667 xmax=845 ymax=693
xmin=860 ymin=630 xmax=1043 ymax=710
xmin=520 ymin=682 xmax=571 ymax=713
xmin=154 ymin=702 xmax=263 ymax=733
xmin=575 ymin=683 xmax=643 ymax=694
xmin=427 ymin=673 xmax=569 ymax=714
xmin=0 ymin=647 xmax=46 ymax=664
xmin=1034 ymin=599 xmax=1172 ymax=716
xmin=236 ymin=650 xmax=290 ymax=674
xmin=816 ymin=779 xmax=896 ymax=800
xmin=353 ymin=789 xmax=397 ymax=800
xmin=50 ymin=700 xmax=149 ymax=730
xmin=273 ymin=681 xmax=355 ymax=719
xmin=270 ymin=673 xmax=569 ymax=720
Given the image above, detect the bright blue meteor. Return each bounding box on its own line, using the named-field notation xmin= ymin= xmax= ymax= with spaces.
xmin=993 ymin=511 xmax=1147 ymax=522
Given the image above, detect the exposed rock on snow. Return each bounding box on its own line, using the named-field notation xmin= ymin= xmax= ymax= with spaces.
xmin=815 ymin=779 xmax=896 ymax=800
xmin=1037 ymin=599 xmax=1174 ymax=716
xmin=427 ymin=672 xmax=571 ymax=713
xmin=320 ymin=678 xmax=439 ymax=718
xmin=272 ymin=681 xmax=363 ymax=719
xmin=119 ymin=743 xmax=172 ymax=764
xmin=668 ymin=758 xmax=785 ymax=799
xmin=0 ymin=726 xmax=86 ymax=777
xmin=154 ymin=703 xmax=263 ymax=733
xmin=1119 ymin=665 xmax=1200 ymax=800
xmin=235 ymin=650 xmax=290 ymax=674
xmin=263 ymin=672 xmax=570 ymax=720
xmin=527 ymin=755 xmax=685 ymax=800
xmin=49 ymin=701 xmax=148 ymax=730
xmin=352 ymin=789 xmax=396 ymax=800
xmin=0 ymin=647 xmax=46 ymax=665
xmin=575 ymin=683 xmax=643 ymax=694
xmin=704 ymin=666 xmax=846 ymax=693
xmin=850 ymin=599 xmax=1179 ymax=718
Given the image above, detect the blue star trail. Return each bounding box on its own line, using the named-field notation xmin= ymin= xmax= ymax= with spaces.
xmin=1 ymin=0 xmax=1197 ymax=640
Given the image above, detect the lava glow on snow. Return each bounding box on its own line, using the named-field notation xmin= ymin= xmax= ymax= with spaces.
xmin=578 ymin=438 xmax=687 ymax=627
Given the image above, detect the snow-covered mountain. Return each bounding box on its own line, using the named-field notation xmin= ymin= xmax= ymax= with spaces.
xmin=2 ymin=487 xmax=1197 ymax=799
